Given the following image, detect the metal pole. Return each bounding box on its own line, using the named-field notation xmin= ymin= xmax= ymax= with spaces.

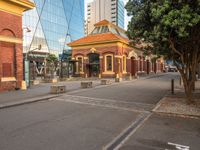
xmin=67 ymin=61 xmax=70 ymax=78
xmin=171 ymin=79 xmax=174 ymax=94
xmin=24 ymin=51 xmax=30 ymax=88
xmin=179 ymin=77 xmax=182 ymax=86
xmin=60 ymin=59 xmax=63 ymax=78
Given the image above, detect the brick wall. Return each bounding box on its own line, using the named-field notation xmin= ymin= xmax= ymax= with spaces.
xmin=0 ymin=11 xmax=23 ymax=91
xmin=72 ymin=44 xmax=134 ymax=78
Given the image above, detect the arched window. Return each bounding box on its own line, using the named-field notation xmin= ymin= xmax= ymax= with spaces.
xmin=104 ymin=54 xmax=113 ymax=72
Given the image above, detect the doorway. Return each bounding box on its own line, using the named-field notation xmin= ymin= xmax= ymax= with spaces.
xmin=88 ymin=53 xmax=100 ymax=77
xmin=131 ymin=57 xmax=137 ymax=76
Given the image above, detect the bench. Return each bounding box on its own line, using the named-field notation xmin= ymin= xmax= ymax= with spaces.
xmin=101 ymin=79 xmax=111 ymax=85
xmin=81 ymin=81 xmax=93 ymax=88
xmin=50 ymin=85 xmax=66 ymax=94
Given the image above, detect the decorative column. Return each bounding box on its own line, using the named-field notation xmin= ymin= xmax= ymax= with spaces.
xmin=83 ymin=57 xmax=88 ymax=78
xmin=115 ymin=57 xmax=122 ymax=82
xmin=99 ymin=55 xmax=103 ymax=78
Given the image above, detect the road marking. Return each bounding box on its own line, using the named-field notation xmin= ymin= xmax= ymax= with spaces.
xmin=52 ymin=98 xmax=148 ymax=113
xmin=167 ymin=142 xmax=190 ymax=150
xmin=62 ymin=94 xmax=154 ymax=107
xmin=103 ymin=112 xmax=152 ymax=150
xmin=50 ymin=95 xmax=154 ymax=112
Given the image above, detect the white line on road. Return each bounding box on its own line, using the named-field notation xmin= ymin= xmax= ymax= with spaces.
xmin=167 ymin=142 xmax=190 ymax=150
xmin=60 ymin=94 xmax=154 ymax=107
xmin=51 ymin=98 xmax=148 ymax=113
xmin=103 ymin=113 xmax=152 ymax=150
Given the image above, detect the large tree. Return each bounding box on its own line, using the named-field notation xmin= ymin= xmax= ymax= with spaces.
xmin=125 ymin=0 xmax=200 ymax=104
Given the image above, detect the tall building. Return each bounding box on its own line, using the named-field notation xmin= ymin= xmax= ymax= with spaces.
xmin=0 ymin=0 xmax=34 ymax=91
xmin=86 ymin=0 xmax=124 ymax=35
xmin=23 ymin=0 xmax=85 ymax=56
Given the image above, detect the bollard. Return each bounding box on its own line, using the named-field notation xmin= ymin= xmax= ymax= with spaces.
xmin=171 ymin=79 xmax=174 ymax=94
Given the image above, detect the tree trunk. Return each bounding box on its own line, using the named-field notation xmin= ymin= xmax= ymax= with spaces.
xmin=185 ymin=81 xmax=195 ymax=104
xmin=180 ymin=72 xmax=195 ymax=104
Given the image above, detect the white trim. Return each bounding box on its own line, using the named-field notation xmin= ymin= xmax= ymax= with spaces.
xmin=102 ymin=72 xmax=115 ymax=75
xmin=1 ymin=77 xmax=16 ymax=82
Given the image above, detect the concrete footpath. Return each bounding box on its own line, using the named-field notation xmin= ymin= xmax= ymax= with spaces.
xmin=0 ymin=73 xmax=166 ymax=109
xmin=153 ymin=80 xmax=200 ymax=118
xmin=0 ymin=80 xmax=102 ymax=108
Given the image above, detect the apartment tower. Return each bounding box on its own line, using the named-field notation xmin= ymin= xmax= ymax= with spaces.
xmin=86 ymin=0 xmax=124 ymax=35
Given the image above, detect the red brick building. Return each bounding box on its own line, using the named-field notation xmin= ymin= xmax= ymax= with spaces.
xmin=0 ymin=0 xmax=34 ymax=91
xmin=68 ymin=20 xmax=164 ymax=78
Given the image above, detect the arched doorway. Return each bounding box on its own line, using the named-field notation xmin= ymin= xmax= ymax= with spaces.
xmin=131 ymin=57 xmax=137 ymax=76
xmin=88 ymin=53 xmax=100 ymax=77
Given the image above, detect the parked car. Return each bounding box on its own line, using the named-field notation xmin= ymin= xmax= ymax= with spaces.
xmin=168 ymin=65 xmax=178 ymax=72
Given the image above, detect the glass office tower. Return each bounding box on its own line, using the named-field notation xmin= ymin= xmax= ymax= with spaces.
xmin=23 ymin=0 xmax=84 ymax=56
xmin=117 ymin=0 xmax=124 ymax=29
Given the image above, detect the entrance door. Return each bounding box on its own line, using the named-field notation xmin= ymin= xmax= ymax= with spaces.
xmin=131 ymin=57 xmax=137 ymax=76
xmin=88 ymin=53 xmax=100 ymax=77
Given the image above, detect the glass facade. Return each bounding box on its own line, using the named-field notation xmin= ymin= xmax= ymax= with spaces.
xmin=23 ymin=0 xmax=84 ymax=56
xmin=117 ymin=0 xmax=124 ymax=29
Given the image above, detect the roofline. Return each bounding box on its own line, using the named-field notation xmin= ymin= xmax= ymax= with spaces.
xmin=68 ymin=39 xmax=129 ymax=47
xmin=94 ymin=20 xmax=126 ymax=33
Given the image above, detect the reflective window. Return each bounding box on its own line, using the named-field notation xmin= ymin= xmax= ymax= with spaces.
xmin=23 ymin=0 xmax=84 ymax=56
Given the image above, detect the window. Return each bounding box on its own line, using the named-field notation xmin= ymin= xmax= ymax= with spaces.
xmin=105 ymin=54 xmax=113 ymax=72
xmin=2 ymin=63 xmax=13 ymax=77
xmin=99 ymin=26 xmax=109 ymax=33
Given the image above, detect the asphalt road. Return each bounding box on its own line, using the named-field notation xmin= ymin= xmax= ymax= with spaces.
xmin=0 ymin=72 xmax=199 ymax=150
xmin=119 ymin=114 xmax=200 ymax=150
xmin=68 ymin=73 xmax=180 ymax=105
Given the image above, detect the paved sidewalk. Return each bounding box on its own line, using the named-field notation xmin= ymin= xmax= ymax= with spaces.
xmin=0 ymin=80 xmax=101 ymax=106
xmin=153 ymin=80 xmax=200 ymax=118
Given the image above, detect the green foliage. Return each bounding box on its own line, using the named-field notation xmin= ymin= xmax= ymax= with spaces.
xmin=125 ymin=0 xmax=200 ymax=59
xmin=46 ymin=54 xmax=58 ymax=63
xmin=126 ymin=0 xmax=200 ymax=103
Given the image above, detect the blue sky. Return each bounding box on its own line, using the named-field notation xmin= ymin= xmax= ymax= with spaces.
xmin=84 ymin=0 xmax=130 ymax=30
